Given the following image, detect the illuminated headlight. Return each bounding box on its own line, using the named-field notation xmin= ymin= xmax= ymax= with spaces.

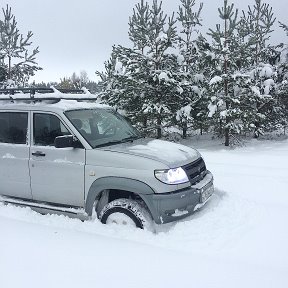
xmin=154 ymin=167 xmax=189 ymax=185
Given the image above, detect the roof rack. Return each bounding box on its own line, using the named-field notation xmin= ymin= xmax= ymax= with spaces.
xmin=0 ymin=87 xmax=98 ymax=102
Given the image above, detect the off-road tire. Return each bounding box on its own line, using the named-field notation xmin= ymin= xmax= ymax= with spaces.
xmin=99 ymin=198 xmax=153 ymax=230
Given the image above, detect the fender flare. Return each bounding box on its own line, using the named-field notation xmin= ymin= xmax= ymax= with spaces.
xmin=85 ymin=177 xmax=156 ymax=216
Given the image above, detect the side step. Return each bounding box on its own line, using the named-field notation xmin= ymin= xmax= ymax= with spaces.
xmin=0 ymin=196 xmax=89 ymax=221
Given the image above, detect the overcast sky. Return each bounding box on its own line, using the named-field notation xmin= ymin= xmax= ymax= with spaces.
xmin=3 ymin=0 xmax=287 ymax=83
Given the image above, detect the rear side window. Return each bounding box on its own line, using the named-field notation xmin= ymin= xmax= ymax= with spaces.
xmin=0 ymin=112 xmax=28 ymax=144
xmin=33 ymin=113 xmax=70 ymax=146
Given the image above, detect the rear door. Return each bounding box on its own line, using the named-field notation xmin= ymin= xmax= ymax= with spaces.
xmin=29 ymin=112 xmax=85 ymax=207
xmin=0 ymin=111 xmax=32 ymax=199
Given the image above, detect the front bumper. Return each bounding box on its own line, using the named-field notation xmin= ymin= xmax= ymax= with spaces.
xmin=143 ymin=171 xmax=214 ymax=224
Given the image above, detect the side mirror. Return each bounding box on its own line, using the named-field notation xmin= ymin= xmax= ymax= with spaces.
xmin=54 ymin=135 xmax=82 ymax=148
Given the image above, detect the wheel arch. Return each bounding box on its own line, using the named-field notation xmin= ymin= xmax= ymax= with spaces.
xmin=85 ymin=177 xmax=156 ymax=217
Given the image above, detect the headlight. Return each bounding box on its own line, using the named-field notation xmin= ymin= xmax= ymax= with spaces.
xmin=154 ymin=167 xmax=189 ymax=185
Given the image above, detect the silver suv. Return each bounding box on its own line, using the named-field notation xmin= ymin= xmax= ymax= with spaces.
xmin=0 ymin=88 xmax=214 ymax=229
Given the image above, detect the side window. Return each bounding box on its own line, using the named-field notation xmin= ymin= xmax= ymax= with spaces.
xmin=0 ymin=112 xmax=28 ymax=144
xmin=33 ymin=113 xmax=71 ymax=146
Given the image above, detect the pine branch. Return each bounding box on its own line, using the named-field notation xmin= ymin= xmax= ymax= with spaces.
xmin=279 ymin=21 xmax=288 ymax=37
xmin=0 ymin=4 xmax=41 ymax=84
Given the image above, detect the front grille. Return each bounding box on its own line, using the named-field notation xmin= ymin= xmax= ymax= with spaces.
xmin=183 ymin=157 xmax=207 ymax=185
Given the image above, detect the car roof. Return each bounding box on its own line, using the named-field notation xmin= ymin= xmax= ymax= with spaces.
xmin=0 ymin=91 xmax=109 ymax=114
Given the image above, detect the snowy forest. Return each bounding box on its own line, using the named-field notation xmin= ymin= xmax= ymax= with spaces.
xmin=1 ymin=0 xmax=288 ymax=146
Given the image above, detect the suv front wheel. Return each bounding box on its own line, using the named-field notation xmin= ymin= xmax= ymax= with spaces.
xmin=99 ymin=198 xmax=153 ymax=230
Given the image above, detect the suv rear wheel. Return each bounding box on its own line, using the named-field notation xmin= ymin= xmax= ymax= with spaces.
xmin=99 ymin=198 xmax=153 ymax=230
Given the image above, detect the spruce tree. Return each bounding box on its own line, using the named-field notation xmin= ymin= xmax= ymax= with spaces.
xmin=0 ymin=5 xmax=41 ymax=86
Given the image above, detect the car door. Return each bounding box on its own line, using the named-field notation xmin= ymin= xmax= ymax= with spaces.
xmin=0 ymin=111 xmax=32 ymax=199
xmin=29 ymin=112 xmax=85 ymax=207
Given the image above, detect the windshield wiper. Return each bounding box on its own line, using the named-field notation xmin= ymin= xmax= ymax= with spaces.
xmin=122 ymin=135 xmax=142 ymax=142
xmin=94 ymin=135 xmax=142 ymax=148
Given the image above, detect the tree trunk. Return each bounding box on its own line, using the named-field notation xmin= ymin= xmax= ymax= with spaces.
xmin=219 ymin=119 xmax=223 ymax=136
xmin=143 ymin=115 xmax=147 ymax=129
xmin=182 ymin=122 xmax=187 ymax=139
xmin=8 ymin=56 xmax=11 ymax=79
xmin=224 ymin=17 xmax=229 ymax=147
xmin=254 ymin=121 xmax=260 ymax=138
xmin=224 ymin=127 xmax=230 ymax=146
xmin=157 ymin=116 xmax=161 ymax=139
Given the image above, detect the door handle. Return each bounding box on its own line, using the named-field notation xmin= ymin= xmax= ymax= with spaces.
xmin=32 ymin=151 xmax=46 ymax=157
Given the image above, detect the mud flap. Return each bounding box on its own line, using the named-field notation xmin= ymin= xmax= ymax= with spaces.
xmin=95 ymin=189 xmax=109 ymax=217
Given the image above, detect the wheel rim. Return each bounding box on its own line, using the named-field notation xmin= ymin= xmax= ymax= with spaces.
xmin=106 ymin=212 xmax=137 ymax=227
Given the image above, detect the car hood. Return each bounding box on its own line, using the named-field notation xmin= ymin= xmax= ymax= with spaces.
xmin=99 ymin=138 xmax=200 ymax=168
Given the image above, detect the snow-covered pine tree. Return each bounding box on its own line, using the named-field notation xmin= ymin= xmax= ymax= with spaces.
xmin=176 ymin=0 xmax=206 ymax=138
xmin=69 ymin=71 xmax=90 ymax=89
xmin=0 ymin=5 xmax=41 ymax=87
xmin=126 ymin=0 xmax=152 ymax=128
xmin=207 ymin=0 xmax=252 ymax=146
xmin=191 ymin=34 xmax=215 ymax=135
xmin=58 ymin=77 xmax=75 ymax=89
xmin=242 ymin=0 xmax=275 ymax=66
xmin=96 ymin=47 xmax=130 ymax=112
xmin=277 ymin=22 xmax=288 ymax=132
xmin=280 ymin=22 xmax=288 ymax=36
xmin=71 ymin=72 xmax=81 ymax=89
xmin=97 ymin=0 xmax=179 ymax=138
xmin=241 ymin=0 xmax=279 ymax=137
xmin=97 ymin=45 xmax=148 ymax=128
xmin=97 ymin=0 xmax=153 ymax=130
xmin=142 ymin=0 xmax=179 ymax=138
xmin=129 ymin=0 xmax=151 ymax=55
xmin=113 ymin=45 xmax=153 ymax=126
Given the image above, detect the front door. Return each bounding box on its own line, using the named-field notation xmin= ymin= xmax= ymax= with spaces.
xmin=29 ymin=112 xmax=85 ymax=207
xmin=0 ymin=111 xmax=32 ymax=199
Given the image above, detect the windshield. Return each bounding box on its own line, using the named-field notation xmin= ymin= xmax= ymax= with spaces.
xmin=65 ymin=108 xmax=141 ymax=148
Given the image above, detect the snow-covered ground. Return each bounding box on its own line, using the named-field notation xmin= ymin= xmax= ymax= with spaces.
xmin=1 ymin=138 xmax=288 ymax=288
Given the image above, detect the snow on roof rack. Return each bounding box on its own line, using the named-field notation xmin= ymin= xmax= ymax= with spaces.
xmin=0 ymin=87 xmax=98 ymax=102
